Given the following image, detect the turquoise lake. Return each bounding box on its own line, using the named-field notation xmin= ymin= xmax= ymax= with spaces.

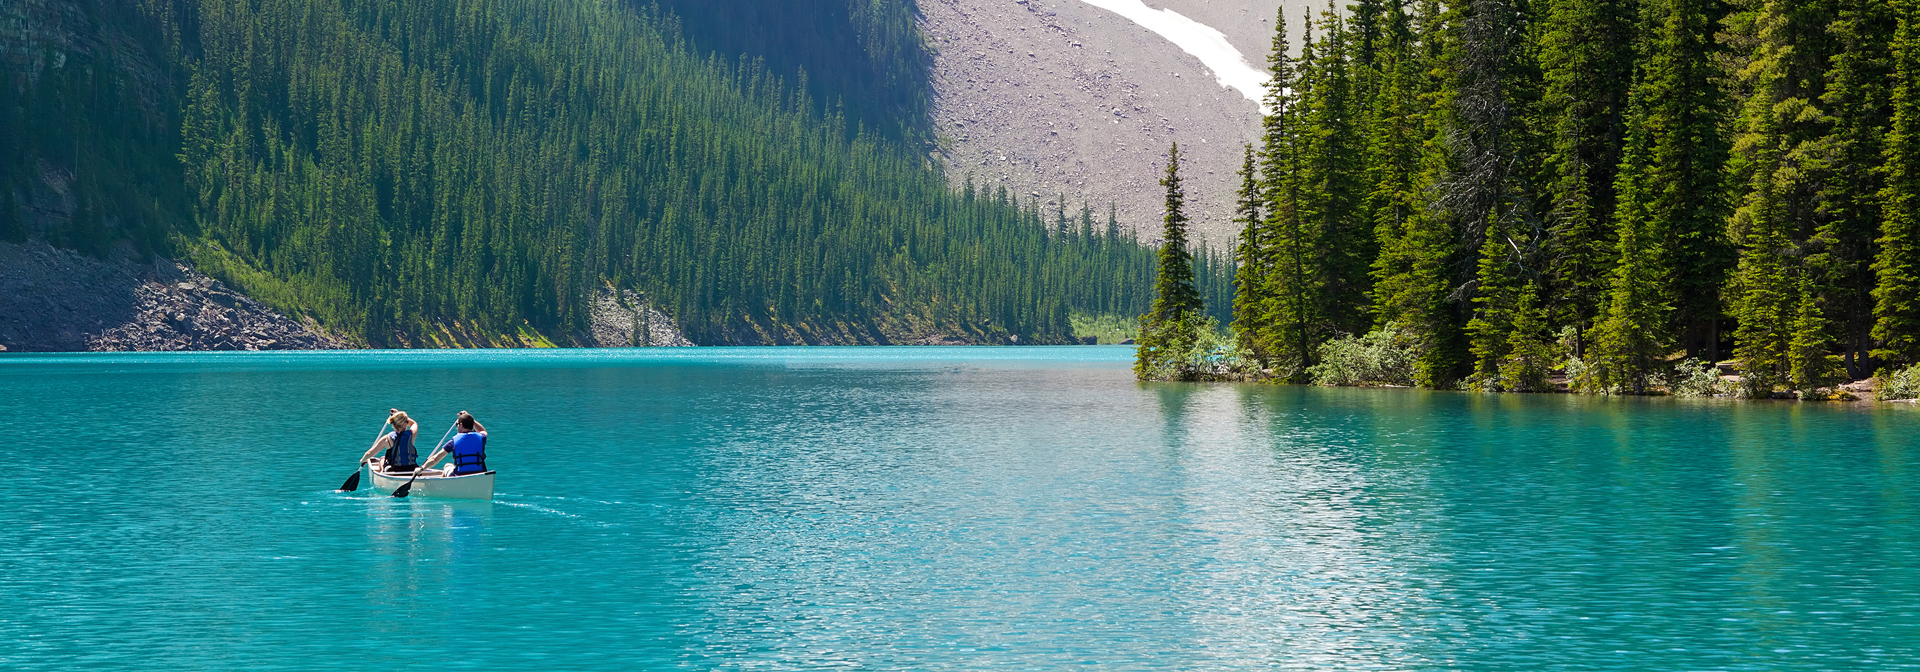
xmin=3 ymin=346 xmax=1919 ymax=670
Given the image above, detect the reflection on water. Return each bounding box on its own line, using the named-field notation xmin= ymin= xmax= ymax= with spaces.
xmin=3 ymin=348 xmax=1919 ymax=670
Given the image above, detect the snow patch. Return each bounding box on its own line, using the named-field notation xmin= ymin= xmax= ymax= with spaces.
xmin=1078 ymin=0 xmax=1268 ymax=106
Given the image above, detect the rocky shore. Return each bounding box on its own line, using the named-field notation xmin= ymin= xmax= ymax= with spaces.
xmin=0 ymin=242 xmax=348 ymax=352
xmin=0 ymin=241 xmax=1080 ymax=351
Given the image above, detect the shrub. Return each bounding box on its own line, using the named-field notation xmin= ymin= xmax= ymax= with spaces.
xmin=1307 ymin=324 xmax=1419 ymax=387
xmin=1878 ymin=365 xmax=1920 ymax=401
xmin=1070 ymin=311 xmax=1139 ymax=344
xmin=1557 ymin=327 xmax=1596 ymax=392
xmin=1135 ymin=315 xmax=1261 ymax=381
xmin=1735 ymin=370 xmax=1781 ymax=399
xmin=1669 ymin=358 xmax=1727 ymax=397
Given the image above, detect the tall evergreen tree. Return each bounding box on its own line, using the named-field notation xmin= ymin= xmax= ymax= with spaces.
xmin=1725 ymin=0 xmax=1836 ymax=387
xmin=1303 ymin=5 xmax=1376 ymax=338
xmin=1588 ymin=171 xmax=1671 ymax=392
xmin=1873 ymin=0 xmax=1920 ymax=366
xmin=1146 ymin=143 xmax=1204 ymax=324
xmin=1809 ymin=0 xmax=1898 ymax=377
xmin=1728 ymin=127 xmax=1805 ymax=392
xmin=1136 ymin=143 xmax=1206 ymax=380
xmin=1590 ymin=0 xmax=1732 ymax=385
xmin=1258 ymin=7 xmax=1320 ymax=379
xmin=1230 ymin=145 xmax=1268 ymax=355
xmin=1371 ymin=0 xmax=1465 ymax=386
xmin=1440 ymin=0 xmax=1547 ymax=386
xmin=1539 ymin=0 xmax=1638 ymax=349
xmin=1366 ymin=0 xmax=1431 ymax=328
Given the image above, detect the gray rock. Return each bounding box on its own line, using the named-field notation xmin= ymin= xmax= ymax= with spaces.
xmin=0 ymin=241 xmax=350 ymax=352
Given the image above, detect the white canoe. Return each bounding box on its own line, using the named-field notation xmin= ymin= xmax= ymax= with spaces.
xmin=367 ymin=460 xmax=496 ymax=500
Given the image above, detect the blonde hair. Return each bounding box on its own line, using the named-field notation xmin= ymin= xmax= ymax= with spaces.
xmin=388 ymin=410 xmax=414 ymax=431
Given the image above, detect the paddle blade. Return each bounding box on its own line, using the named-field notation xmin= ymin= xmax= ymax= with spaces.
xmin=339 ymin=469 xmax=362 ymax=492
xmin=392 ymin=477 xmax=416 ymax=498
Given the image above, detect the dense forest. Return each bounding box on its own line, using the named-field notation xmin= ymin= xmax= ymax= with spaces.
xmin=1225 ymin=0 xmax=1918 ymax=394
xmin=1 ymin=0 xmax=1231 ymax=346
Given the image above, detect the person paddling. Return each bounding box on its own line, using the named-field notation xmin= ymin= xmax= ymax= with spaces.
xmin=421 ymin=410 xmax=488 ymax=476
xmin=360 ymin=409 xmax=421 ymax=473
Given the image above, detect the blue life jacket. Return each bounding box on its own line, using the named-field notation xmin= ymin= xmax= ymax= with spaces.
xmin=447 ymin=431 xmax=487 ymax=475
xmin=385 ymin=428 xmax=417 ymax=468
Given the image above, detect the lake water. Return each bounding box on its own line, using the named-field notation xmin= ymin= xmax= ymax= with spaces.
xmin=3 ymin=347 xmax=1918 ymax=670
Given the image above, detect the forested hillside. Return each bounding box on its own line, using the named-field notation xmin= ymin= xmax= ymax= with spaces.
xmin=1 ymin=0 xmax=1223 ymax=347
xmin=1228 ymin=0 xmax=1918 ymax=395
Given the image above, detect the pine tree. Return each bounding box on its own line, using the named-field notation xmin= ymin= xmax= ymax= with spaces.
xmin=1136 ymin=143 xmax=1206 ymax=380
xmin=1467 ymin=227 xmax=1526 ymax=388
xmin=1590 ymin=0 xmax=1731 ymax=387
xmin=1366 ymin=0 xmax=1429 ymax=327
xmin=1147 ymin=143 xmax=1203 ymax=323
xmin=1588 ymin=185 xmax=1671 ymax=393
xmin=1789 ymin=271 xmax=1834 ymax=389
xmin=1230 ymin=145 xmax=1268 ymax=356
xmin=1371 ymin=0 xmax=1463 ymax=386
xmin=1414 ymin=0 xmax=1546 ymax=387
xmin=1258 ymin=7 xmax=1320 ymax=379
xmin=1499 ymin=282 xmax=1558 ymax=391
xmin=1303 ymin=4 xmax=1376 ymax=338
xmin=1457 ymin=0 xmax=1553 ymax=386
xmin=1350 ymin=0 xmax=1391 ymax=96
xmin=1874 ymin=0 xmax=1920 ymax=366
xmin=1809 ymin=0 xmax=1897 ymax=377
xmin=1539 ymin=0 xmax=1638 ymax=348
xmin=1729 ymin=163 xmax=1799 ymax=393
xmin=1725 ymin=0 xmax=1835 ymax=388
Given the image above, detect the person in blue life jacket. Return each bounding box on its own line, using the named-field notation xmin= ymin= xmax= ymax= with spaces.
xmin=421 ymin=410 xmax=488 ymax=476
xmin=358 ymin=409 xmax=420 ymax=473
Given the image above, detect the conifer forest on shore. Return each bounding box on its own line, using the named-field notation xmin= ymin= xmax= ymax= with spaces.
xmin=1170 ymin=0 xmax=1920 ymax=399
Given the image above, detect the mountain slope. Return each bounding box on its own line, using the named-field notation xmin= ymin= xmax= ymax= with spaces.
xmin=4 ymin=0 xmax=1183 ymax=348
xmin=920 ymin=0 xmax=1293 ymax=246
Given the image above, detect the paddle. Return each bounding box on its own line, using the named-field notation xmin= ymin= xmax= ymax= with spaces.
xmin=392 ymin=422 xmax=457 ymax=498
xmin=337 ymin=466 xmax=363 ymax=493
xmin=337 ymin=420 xmax=392 ymax=492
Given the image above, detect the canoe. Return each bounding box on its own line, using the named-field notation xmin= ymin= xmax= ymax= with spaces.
xmin=366 ymin=459 xmax=496 ymax=500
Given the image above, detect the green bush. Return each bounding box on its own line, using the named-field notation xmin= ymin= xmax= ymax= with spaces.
xmin=1735 ymin=371 xmax=1781 ymax=399
xmin=1669 ymin=358 xmax=1727 ymax=397
xmin=1307 ymin=324 xmax=1419 ymax=387
xmin=1070 ymin=311 xmax=1140 ymax=344
xmin=1877 ymin=365 xmax=1920 ymax=401
xmin=1135 ymin=315 xmax=1261 ymax=381
xmin=1557 ymin=327 xmax=1596 ymax=392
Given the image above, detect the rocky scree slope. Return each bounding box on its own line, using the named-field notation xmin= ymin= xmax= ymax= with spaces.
xmin=0 ymin=242 xmax=347 ymax=352
xmin=920 ymin=0 xmax=1294 ymax=247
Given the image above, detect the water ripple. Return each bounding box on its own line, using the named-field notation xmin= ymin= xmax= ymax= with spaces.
xmin=1 ymin=350 xmax=1917 ymax=669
